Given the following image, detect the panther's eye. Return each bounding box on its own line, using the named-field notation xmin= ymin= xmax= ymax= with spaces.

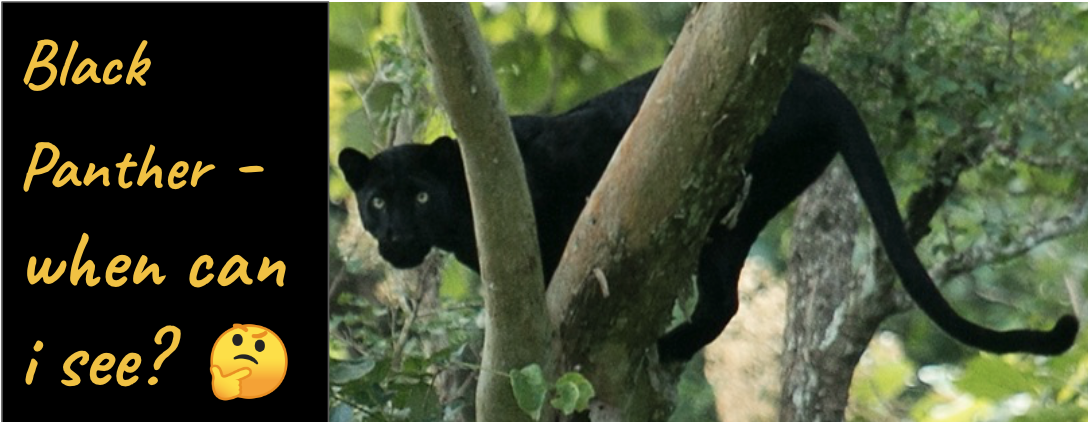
xmin=371 ymin=196 xmax=385 ymax=210
xmin=416 ymin=192 xmax=429 ymax=204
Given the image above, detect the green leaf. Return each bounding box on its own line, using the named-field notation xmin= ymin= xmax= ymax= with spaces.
xmin=401 ymin=354 xmax=429 ymax=375
xmin=936 ymin=114 xmax=962 ymax=136
xmin=935 ymin=76 xmax=961 ymax=95
xmin=330 ymin=403 xmax=354 ymax=422
xmin=330 ymin=359 xmax=376 ymax=384
xmin=391 ymin=380 xmax=443 ymax=422
xmin=439 ymin=256 xmax=472 ymax=300
xmin=955 ymin=355 xmax=1033 ymax=400
xmin=550 ymin=381 xmax=579 ymax=415
xmin=329 ymin=40 xmax=366 ymax=72
xmin=364 ymin=79 xmax=402 ymax=118
xmin=551 ymin=372 xmax=596 ymax=415
xmin=510 ymin=364 xmax=548 ymax=421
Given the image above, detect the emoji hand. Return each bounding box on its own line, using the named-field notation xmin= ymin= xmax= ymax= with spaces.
xmin=210 ymin=324 xmax=287 ymax=399
xmin=211 ymin=366 xmax=251 ymax=400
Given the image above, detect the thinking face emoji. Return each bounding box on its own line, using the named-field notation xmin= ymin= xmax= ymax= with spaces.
xmin=210 ymin=324 xmax=287 ymax=400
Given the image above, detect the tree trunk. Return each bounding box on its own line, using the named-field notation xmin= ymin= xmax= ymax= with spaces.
xmin=412 ymin=4 xmax=551 ymax=422
xmin=544 ymin=4 xmax=836 ymax=421
xmin=780 ymin=159 xmax=894 ymax=422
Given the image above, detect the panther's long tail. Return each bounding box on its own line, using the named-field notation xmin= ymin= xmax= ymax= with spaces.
xmin=836 ymin=103 xmax=1078 ymax=355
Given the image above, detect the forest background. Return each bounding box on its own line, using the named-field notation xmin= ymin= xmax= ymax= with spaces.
xmin=327 ymin=3 xmax=1088 ymax=421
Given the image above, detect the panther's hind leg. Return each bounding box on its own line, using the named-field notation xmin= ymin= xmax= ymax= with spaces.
xmin=656 ymin=173 xmax=786 ymax=363
xmin=657 ymin=225 xmax=754 ymax=363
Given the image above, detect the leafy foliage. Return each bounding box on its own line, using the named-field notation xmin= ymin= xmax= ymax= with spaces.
xmin=509 ymin=364 xmax=597 ymax=420
xmin=329 ymin=291 xmax=482 ymax=421
xmin=330 ymin=3 xmax=1088 ymax=421
xmin=812 ymin=4 xmax=1088 ymax=421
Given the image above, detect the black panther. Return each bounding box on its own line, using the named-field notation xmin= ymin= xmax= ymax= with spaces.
xmin=339 ymin=65 xmax=1078 ymax=362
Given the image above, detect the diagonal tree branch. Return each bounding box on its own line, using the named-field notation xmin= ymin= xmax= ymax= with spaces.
xmin=544 ymin=4 xmax=834 ymax=421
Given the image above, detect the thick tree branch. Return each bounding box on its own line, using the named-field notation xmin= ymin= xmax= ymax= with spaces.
xmin=544 ymin=4 xmax=834 ymax=421
xmin=903 ymin=129 xmax=989 ymax=243
xmin=411 ymin=4 xmax=550 ymax=422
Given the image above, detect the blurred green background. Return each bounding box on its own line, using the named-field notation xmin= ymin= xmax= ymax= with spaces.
xmin=328 ymin=4 xmax=1088 ymax=421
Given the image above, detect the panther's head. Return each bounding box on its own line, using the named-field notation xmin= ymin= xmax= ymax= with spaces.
xmin=338 ymin=137 xmax=468 ymax=268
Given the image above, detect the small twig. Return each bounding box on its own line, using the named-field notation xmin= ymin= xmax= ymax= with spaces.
xmin=331 ymin=388 xmax=375 ymax=417
xmin=931 ymin=193 xmax=1088 ymax=282
xmin=391 ymin=294 xmax=423 ymax=369
xmin=437 ymin=365 xmax=481 ymax=407
xmin=328 ymin=267 xmax=346 ymax=304
xmin=347 ymin=72 xmax=389 ymax=153
xmin=973 ymin=282 xmax=1023 ymax=310
xmin=331 ymin=322 xmax=368 ymax=358
xmin=449 ymin=360 xmax=507 ymax=378
xmin=812 ymin=13 xmax=857 ymax=42
xmin=593 ymin=268 xmax=611 ymax=298
xmin=1006 ymin=151 xmax=1088 ymax=175
xmin=414 ymin=302 xmax=484 ymax=319
xmin=1065 ymin=275 xmax=1086 ymax=321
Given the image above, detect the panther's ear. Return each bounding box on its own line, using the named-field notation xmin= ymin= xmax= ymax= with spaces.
xmin=429 ymin=136 xmax=460 ymax=157
xmin=426 ymin=136 xmax=463 ymax=173
xmin=338 ymin=148 xmax=371 ymax=190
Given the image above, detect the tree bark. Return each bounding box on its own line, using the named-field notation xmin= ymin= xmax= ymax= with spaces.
xmin=544 ymin=4 xmax=836 ymax=421
xmin=411 ymin=4 xmax=550 ymax=422
xmin=780 ymin=159 xmax=891 ymax=422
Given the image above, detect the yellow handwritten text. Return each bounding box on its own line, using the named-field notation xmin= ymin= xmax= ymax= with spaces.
xmin=24 ymin=142 xmax=214 ymax=191
xmin=190 ymin=255 xmax=286 ymax=287
xmin=24 ymin=40 xmax=150 ymax=91
xmin=27 ymin=233 xmax=164 ymax=286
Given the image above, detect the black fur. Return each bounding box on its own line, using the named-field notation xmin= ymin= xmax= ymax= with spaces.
xmin=339 ymin=65 xmax=1078 ymax=362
